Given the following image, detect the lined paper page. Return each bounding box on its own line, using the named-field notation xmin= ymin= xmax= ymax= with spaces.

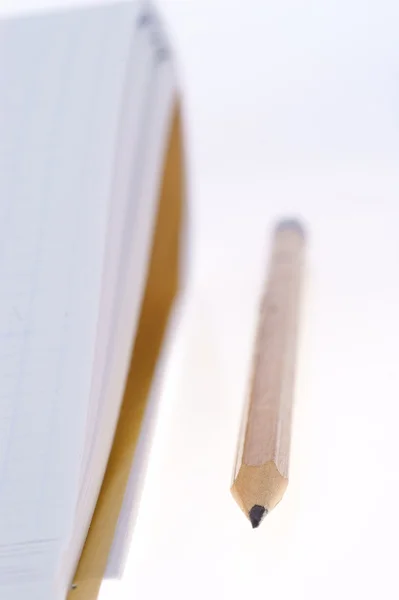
xmin=76 ymin=11 xmax=152 ymax=503
xmin=0 ymin=2 xmax=157 ymax=597
xmin=66 ymin=3 xmax=175 ymax=582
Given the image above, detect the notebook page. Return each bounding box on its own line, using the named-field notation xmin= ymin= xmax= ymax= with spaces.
xmin=103 ymin=11 xmax=177 ymax=578
xmin=70 ymin=9 xmax=177 ymax=584
xmin=65 ymin=2 xmax=160 ymax=580
xmin=0 ymin=3 xmax=145 ymax=597
xmin=77 ymin=2 xmax=151 ymax=514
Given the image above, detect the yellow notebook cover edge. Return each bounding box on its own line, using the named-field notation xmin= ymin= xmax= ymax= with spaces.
xmin=67 ymin=98 xmax=185 ymax=600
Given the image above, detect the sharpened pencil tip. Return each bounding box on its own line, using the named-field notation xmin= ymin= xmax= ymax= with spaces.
xmin=249 ymin=505 xmax=267 ymax=528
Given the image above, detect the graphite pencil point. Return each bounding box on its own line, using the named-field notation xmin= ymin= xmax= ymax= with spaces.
xmin=249 ymin=505 xmax=267 ymax=528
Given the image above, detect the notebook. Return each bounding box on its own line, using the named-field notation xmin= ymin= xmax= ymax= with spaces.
xmin=0 ymin=2 xmax=184 ymax=598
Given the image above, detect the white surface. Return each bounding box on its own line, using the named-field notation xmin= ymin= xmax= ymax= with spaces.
xmin=103 ymin=1 xmax=399 ymax=599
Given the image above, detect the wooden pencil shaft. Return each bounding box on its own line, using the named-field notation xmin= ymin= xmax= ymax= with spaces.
xmin=243 ymin=224 xmax=304 ymax=475
xmin=231 ymin=221 xmax=305 ymax=518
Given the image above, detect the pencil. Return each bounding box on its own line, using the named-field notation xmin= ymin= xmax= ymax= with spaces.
xmin=231 ymin=219 xmax=305 ymax=528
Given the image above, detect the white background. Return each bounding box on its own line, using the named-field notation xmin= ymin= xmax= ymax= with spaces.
xmin=3 ymin=1 xmax=399 ymax=598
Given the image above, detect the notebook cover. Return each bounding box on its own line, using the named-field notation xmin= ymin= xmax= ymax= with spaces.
xmin=67 ymin=100 xmax=185 ymax=600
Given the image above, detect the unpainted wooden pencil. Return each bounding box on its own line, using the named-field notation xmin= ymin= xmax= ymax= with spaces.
xmin=231 ymin=219 xmax=305 ymax=528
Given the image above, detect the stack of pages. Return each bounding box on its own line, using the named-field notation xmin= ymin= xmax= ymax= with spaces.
xmin=0 ymin=1 xmax=182 ymax=598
